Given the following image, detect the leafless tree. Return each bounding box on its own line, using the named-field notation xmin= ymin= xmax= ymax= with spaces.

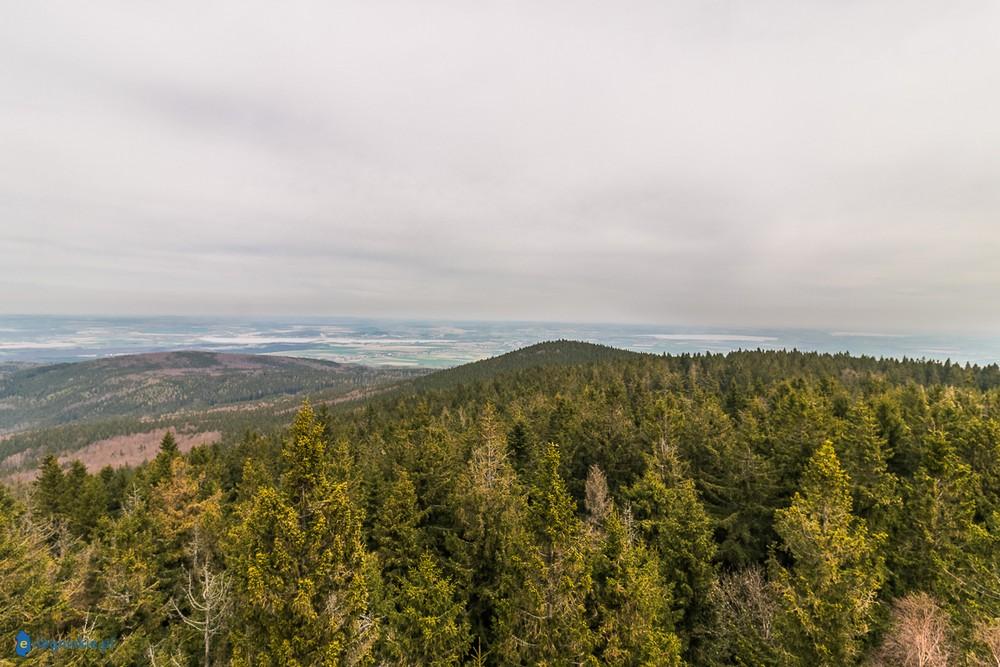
xmin=146 ymin=643 xmax=185 ymax=667
xmin=973 ymin=618 xmax=1000 ymax=667
xmin=712 ymin=564 xmax=778 ymax=646
xmin=874 ymin=592 xmax=953 ymax=667
xmin=584 ymin=464 xmax=610 ymax=527
xmin=169 ymin=548 xmax=231 ymax=667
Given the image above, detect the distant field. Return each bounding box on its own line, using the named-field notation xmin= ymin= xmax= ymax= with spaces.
xmin=3 ymin=316 xmax=998 ymax=367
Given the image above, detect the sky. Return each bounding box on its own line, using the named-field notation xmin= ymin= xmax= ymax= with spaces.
xmin=2 ymin=1 xmax=999 ymax=332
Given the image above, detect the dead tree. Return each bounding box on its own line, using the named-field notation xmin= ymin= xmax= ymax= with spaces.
xmin=875 ymin=592 xmax=953 ymax=667
xmin=170 ymin=550 xmax=231 ymax=667
xmin=974 ymin=618 xmax=1000 ymax=667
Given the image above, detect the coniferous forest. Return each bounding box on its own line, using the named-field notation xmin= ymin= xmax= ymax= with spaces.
xmin=4 ymin=341 xmax=1000 ymax=666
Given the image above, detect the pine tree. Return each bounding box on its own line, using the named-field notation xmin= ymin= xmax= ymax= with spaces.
xmin=589 ymin=503 xmax=682 ymax=666
xmin=626 ymin=438 xmax=716 ymax=657
xmin=452 ymin=408 xmax=532 ymax=660
xmin=494 ymin=441 xmax=595 ymax=665
xmin=34 ymin=454 xmax=66 ymax=520
xmin=892 ymin=428 xmax=995 ymax=619
xmin=63 ymin=459 xmax=106 ymax=538
xmin=372 ymin=469 xmax=425 ymax=584
xmin=383 ymin=553 xmax=471 ymax=666
xmin=835 ymin=403 xmax=900 ymax=534
xmin=770 ymin=440 xmax=884 ymax=666
xmin=0 ymin=485 xmax=65 ymax=639
xmin=96 ymin=484 xmax=168 ymax=664
xmin=228 ymin=401 xmax=376 ymax=666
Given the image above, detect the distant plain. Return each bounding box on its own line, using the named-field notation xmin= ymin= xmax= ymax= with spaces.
xmin=1 ymin=315 xmax=996 ymax=367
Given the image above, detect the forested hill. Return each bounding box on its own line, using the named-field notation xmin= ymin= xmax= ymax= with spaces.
xmin=405 ymin=339 xmax=1000 ymax=398
xmin=0 ymin=350 xmax=423 ymax=433
xmin=4 ymin=343 xmax=1000 ymax=665
xmin=410 ymin=339 xmax=643 ymax=389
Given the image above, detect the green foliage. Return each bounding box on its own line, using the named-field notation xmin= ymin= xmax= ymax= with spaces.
xmin=159 ymin=429 xmax=179 ymax=457
xmin=227 ymin=402 xmax=376 ymax=666
xmin=589 ymin=502 xmax=682 ymax=666
xmin=383 ymin=553 xmax=471 ymax=666
xmin=7 ymin=343 xmax=1000 ymax=665
xmin=65 ymin=459 xmax=107 ymax=538
xmin=834 ymin=403 xmax=899 ymax=534
xmin=770 ymin=441 xmax=885 ymax=666
xmin=95 ymin=485 xmax=169 ymax=664
xmin=891 ymin=427 xmax=999 ymax=625
xmin=373 ymin=469 xmax=425 ymax=583
xmin=0 ymin=487 xmax=67 ymax=639
xmin=626 ymin=438 xmax=716 ymax=658
xmin=33 ymin=454 xmax=66 ymax=519
xmin=493 ymin=441 xmax=595 ymax=665
xmin=0 ymin=350 xmax=424 ymax=435
xmin=451 ymin=408 xmax=533 ymax=661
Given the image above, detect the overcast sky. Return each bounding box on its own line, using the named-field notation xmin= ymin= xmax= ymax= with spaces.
xmin=2 ymin=1 xmax=998 ymax=331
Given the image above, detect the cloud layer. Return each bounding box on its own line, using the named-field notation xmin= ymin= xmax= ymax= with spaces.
xmin=2 ymin=1 xmax=998 ymax=331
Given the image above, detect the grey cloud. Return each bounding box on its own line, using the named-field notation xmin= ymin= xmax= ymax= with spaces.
xmin=1 ymin=1 xmax=999 ymax=330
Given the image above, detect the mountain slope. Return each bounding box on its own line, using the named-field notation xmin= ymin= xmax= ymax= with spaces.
xmin=0 ymin=350 xmax=423 ymax=433
xmin=409 ymin=340 xmax=645 ymax=390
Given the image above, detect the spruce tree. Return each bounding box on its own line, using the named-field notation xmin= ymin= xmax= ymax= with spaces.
xmin=626 ymin=438 xmax=716 ymax=657
xmin=63 ymin=459 xmax=106 ymax=538
xmin=452 ymin=408 xmax=532 ymax=660
xmin=758 ymin=382 xmax=836 ymax=500
xmin=589 ymin=503 xmax=682 ymax=666
xmin=506 ymin=420 xmax=531 ymax=470
xmin=150 ymin=456 xmax=224 ymax=604
xmin=667 ymin=395 xmax=776 ymax=567
xmin=892 ymin=428 xmax=996 ymax=620
xmin=228 ymin=401 xmax=376 ymax=666
xmin=0 ymin=485 xmax=64 ymax=640
xmin=495 ymin=441 xmax=594 ymax=665
xmin=835 ymin=403 xmax=900 ymax=534
xmin=96 ymin=484 xmax=169 ymax=664
xmin=384 ymin=553 xmax=471 ymax=666
xmin=372 ymin=469 xmax=424 ymax=584
xmin=160 ymin=430 xmax=180 ymax=457
xmin=770 ymin=440 xmax=884 ymax=666
xmin=33 ymin=454 xmax=66 ymax=520
xmin=149 ymin=430 xmax=182 ymax=485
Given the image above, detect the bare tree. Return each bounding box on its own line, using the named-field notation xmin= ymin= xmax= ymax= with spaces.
xmin=146 ymin=642 xmax=185 ymax=667
xmin=170 ymin=548 xmax=231 ymax=667
xmin=584 ymin=464 xmax=610 ymax=527
xmin=874 ymin=592 xmax=953 ymax=667
xmin=973 ymin=618 xmax=1000 ymax=667
xmin=712 ymin=564 xmax=778 ymax=647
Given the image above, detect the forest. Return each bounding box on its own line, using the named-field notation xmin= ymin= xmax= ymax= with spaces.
xmin=0 ymin=350 xmax=421 ymax=437
xmin=3 ymin=341 xmax=1000 ymax=665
